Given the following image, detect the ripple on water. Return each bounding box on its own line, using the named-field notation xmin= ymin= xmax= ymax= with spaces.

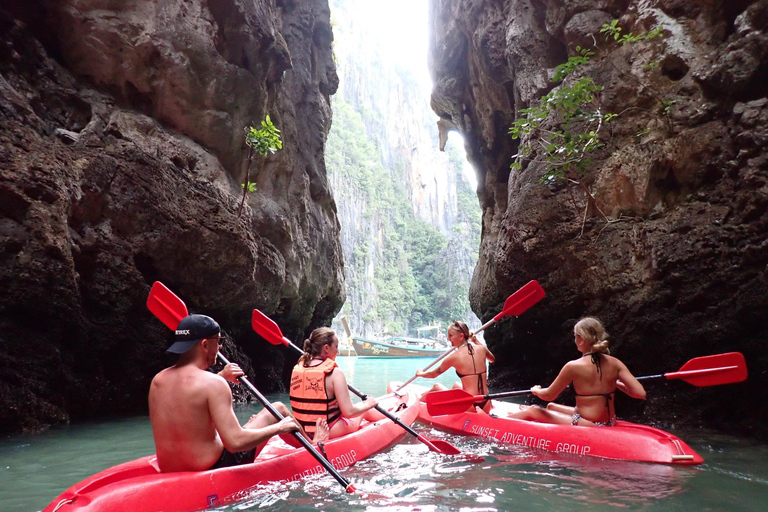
xmin=229 ymin=426 xmax=708 ymax=511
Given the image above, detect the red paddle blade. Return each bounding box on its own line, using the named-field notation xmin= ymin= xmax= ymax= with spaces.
xmin=668 ymin=352 xmax=748 ymax=387
xmin=147 ymin=281 xmax=188 ymax=329
xmin=424 ymin=389 xmax=482 ymax=416
xmin=252 ymin=309 xmax=288 ymax=346
xmin=416 ymin=435 xmax=462 ymax=455
xmin=494 ymin=280 xmax=546 ymax=321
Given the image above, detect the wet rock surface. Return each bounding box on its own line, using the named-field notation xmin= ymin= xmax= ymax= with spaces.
xmin=0 ymin=0 xmax=342 ymax=434
xmin=429 ymin=0 xmax=767 ymax=438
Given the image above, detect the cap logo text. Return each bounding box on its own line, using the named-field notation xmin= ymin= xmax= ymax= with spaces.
xmin=175 ymin=329 xmax=191 ymax=335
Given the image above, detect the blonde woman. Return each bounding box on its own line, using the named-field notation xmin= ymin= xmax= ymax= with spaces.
xmin=509 ymin=317 xmax=646 ymax=426
xmin=416 ymin=320 xmax=496 ymax=413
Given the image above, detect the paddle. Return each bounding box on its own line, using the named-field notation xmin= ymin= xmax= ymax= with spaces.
xmin=146 ymin=282 xmax=357 ymax=493
xmin=425 ymin=352 xmax=749 ymax=416
xmin=251 ymin=309 xmax=462 ymax=456
xmin=394 ymin=280 xmax=546 ymax=394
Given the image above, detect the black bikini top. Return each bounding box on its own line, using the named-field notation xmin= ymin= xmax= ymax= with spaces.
xmin=572 ymin=352 xmax=614 ymax=415
xmin=455 ymin=343 xmax=486 ymax=394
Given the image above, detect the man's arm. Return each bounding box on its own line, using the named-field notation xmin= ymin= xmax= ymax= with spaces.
xmin=208 ymin=377 xmax=296 ymax=452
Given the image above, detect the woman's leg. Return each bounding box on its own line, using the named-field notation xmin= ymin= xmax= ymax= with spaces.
xmin=507 ymin=405 xmax=573 ymax=424
xmin=546 ymin=403 xmax=575 ymax=415
xmin=419 ymin=382 xmax=449 ymax=400
xmin=328 ymin=416 xmax=364 ymax=438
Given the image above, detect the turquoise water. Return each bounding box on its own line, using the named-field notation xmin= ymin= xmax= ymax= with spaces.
xmin=1 ymin=356 xmax=766 ymax=511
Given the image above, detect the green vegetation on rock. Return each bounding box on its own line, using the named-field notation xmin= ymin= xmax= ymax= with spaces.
xmin=327 ymin=98 xmax=480 ymax=336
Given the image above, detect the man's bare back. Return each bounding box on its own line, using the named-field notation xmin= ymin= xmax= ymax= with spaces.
xmin=149 ymin=364 xmax=226 ymax=471
xmin=148 ymin=314 xmax=300 ymax=473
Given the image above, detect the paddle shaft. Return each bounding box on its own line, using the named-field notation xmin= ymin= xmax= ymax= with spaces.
xmin=442 ymin=363 xmax=746 ymax=408
xmin=468 ymin=365 xmax=742 ymax=402
xmin=217 ymin=353 xmax=355 ymax=493
xmin=636 ymin=364 xmax=740 ymax=382
xmin=394 ymin=281 xmax=545 ymax=394
xmin=279 ymin=339 xmax=437 ymax=446
xmin=394 ymin=347 xmax=455 ymax=393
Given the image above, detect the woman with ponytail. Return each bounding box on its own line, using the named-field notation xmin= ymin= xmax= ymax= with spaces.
xmin=290 ymin=327 xmax=378 ymax=440
xmin=508 ymin=317 xmax=646 ymax=426
xmin=416 ymin=320 xmax=496 ymax=413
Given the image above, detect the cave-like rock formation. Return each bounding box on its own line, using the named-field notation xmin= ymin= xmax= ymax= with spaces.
xmin=0 ymin=0 xmax=342 ymax=434
xmin=430 ymin=0 xmax=767 ymax=437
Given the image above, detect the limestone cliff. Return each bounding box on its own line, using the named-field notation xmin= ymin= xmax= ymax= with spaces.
xmin=327 ymin=0 xmax=481 ymax=338
xmin=0 ymin=0 xmax=341 ymax=434
xmin=429 ymin=0 xmax=768 ymax=437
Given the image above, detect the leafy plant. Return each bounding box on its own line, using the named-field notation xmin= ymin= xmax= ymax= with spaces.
xmin=238 ymin=116 xmax=283 ymax=216
xmin=599 ymin=20 xmax=664 ymax=45
xmin=509 ymin=75 xmax=609 ymax=183
xmin=509 ymin=19 xmax=667 ymax=232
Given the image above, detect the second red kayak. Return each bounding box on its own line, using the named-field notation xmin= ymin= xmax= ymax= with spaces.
xmin=394 ymin=383 xmax=703 ymax=465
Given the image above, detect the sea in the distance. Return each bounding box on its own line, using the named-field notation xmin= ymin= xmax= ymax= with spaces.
xmin=1 ymin=356 xmax=766 ymax=511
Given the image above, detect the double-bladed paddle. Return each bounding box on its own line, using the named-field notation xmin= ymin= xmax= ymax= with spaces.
xmin=251 ymin=309 xmax=462 ymax=456
xmin=146 ymin=282 xmax=357 ymax=493
xmin=394 ymin=280 xmax=546 ymax=394
xmin=425 ymin=351 xmax=749 ymax=416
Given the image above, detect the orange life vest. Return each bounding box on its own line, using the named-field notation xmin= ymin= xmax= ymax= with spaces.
xmin=289 ymin=358 xmax=341 ymax=436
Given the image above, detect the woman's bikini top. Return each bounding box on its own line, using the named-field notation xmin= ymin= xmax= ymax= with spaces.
xmin=571 ymin=352 xmax=614 ymax=417
xmin=455 ymin=343 xmax=486 ymax=394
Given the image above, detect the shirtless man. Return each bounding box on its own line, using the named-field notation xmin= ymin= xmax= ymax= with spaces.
xmin=149 ymin=314 xmax=324 ymax=472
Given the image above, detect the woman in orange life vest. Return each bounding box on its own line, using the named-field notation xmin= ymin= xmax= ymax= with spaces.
xmin=415 ymin=320 xmax=496 ymax=413
xmin=508 ymin=317 xmax=646 ymax=426
xmin=290 ymin=327 xmax=378 ymax=439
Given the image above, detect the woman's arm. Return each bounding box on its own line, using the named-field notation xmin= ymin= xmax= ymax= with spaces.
xmin=616 ymin=362 xmax=646 ymax=399
xmin=483 ymin=345 xmax=496 ymax=364
xmin=329 ymin=369 xmax=377 ymax=417
xmin=416 ymin=355 xmax=453 ymax=379
xmin=531 ymin=363 xmax=573 ymax=402
xmin=469 ymin=335 xmax=495 ymax=363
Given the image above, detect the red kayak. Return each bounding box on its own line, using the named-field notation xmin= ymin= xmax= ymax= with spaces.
xmin=395 ymin=384 xmax=703 ymax=465
xmin=44 ymin=391 xmax=418 ymax=512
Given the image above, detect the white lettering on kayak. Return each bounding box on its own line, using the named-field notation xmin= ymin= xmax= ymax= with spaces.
xmin=555 ymin=442 xmax=591 ymax=455
xmin=330 ymin=449 xmax=358 ymax=470
xmin=285 ymin=450 xmax=358 ymax=482
xmin=498 ymin=432 xmax=552 ymax=450
xmin=467 ymin=425 xmax=592 ymax=455
xmin=469 ymin=424 xmax=500 ymax=439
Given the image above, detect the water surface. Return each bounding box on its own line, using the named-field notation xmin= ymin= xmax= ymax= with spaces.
xmin=2 ymin=356 xmax=765 ymax=511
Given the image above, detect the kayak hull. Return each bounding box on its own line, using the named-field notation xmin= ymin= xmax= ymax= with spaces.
xmin=396 ymin=383 xmax=703 ymax=465
xmin=43 ymin=391 xmax=418 ymax=512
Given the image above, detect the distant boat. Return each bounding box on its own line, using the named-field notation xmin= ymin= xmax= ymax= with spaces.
xmin=351 ymin=325 xmax=449 ymax=358
xmin=338 ymin=316 xmax=357 ymax=356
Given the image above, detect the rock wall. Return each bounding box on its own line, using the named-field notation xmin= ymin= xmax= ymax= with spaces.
xmin=0 ymin=0 xmax=342 ymax=434
xmin=429 ymin=0 xmax=768 ymax=437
